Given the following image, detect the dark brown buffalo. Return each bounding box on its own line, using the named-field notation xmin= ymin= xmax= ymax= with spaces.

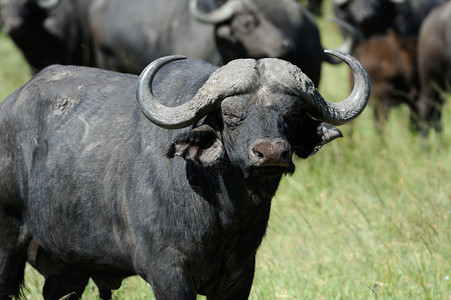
xmin=353 ymin=29 xmax=419 ymax=130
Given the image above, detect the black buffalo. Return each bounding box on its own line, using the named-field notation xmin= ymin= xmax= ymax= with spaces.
xmin=0 ymin=0 xmax=94 ymax=74
xmin=333 ymin=0 xmax=446 ymax=40
xmin=0 ymin=50 xmax=370 ymax=299
xmin=416 ymin=1 xmax=451 ymax=137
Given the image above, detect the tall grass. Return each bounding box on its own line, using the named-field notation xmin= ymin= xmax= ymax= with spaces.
xmin=1 ymin=2 xmax=450 ymax=299
xmin=0 ymin=32 xmax=31 ymax=100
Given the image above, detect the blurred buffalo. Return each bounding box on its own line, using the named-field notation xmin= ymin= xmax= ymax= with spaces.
xmin=353 ymin=29 xmax=419 ymax=131
xmin=0 ymin=0 xmax=353 ymax=85
xmin=333 ymin=0 xmax=445 ymax=39
xmin=416 ymin=1 xmax=451 ymax=137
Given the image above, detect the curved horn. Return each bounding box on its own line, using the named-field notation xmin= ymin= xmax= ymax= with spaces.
xmin=189 ymin=0 xmax=247 ymax=24
xmin=136 ymin=56 xmax=258 ymax=129
xmin=303 ymin=50 xmax=370 ymax=124
xmin=36 ymin=0 xmax=60 ymax=9
xmin=265 ymin=50 xmax=370 ymax=125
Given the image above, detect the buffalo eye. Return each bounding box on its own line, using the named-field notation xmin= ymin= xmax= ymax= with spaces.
xmin=285 ymin=110 xmax=300 ymax=123
xmin=283 ymin=104 xmax=302 ymax=126
xmin=223 ymin=110 xmax=243 ymax=130
xmin=237 ymin=15 xmax=257 ymax=32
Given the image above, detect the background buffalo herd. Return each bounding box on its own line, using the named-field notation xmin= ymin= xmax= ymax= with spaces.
xmin=1 ymin=0 xmax=450 ymax=299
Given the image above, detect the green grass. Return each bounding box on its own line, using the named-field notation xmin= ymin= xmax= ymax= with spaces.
xmin=1 ymin=3 xmax=450 ymax=299
xmin=0 ymin=32 xmax=31 ymax=100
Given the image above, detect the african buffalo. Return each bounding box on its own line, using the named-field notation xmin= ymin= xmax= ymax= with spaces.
xmin=353 ymin=29 xmax=419 ymax=131
xmin=333 ymin=0 xmax=445 ymax=40
xmin=0 ymin=50 xmax=370 ymax=299
xmin=416 ymin=1 xmax=451 ymax=137
xmin=0 ymin=0 xmax=95 ymax=74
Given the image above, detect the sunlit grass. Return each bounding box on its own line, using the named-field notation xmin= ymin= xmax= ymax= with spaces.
xmin=253 ymin=102 xmax=451 ymax=299
xmin=0 ymin=32 xmax=31 ymax=101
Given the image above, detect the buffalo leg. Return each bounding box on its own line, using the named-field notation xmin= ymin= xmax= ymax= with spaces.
xmin=147 ymin=263 xmax=197 ymax=300
xmin=0 ymin=214 xmax=28 ymax=299
xmin=98 ymin=287 xmax=112 ymax=300
xmin=42 ymin=274 xmax=89 ymax=300
xmin=207 ymin=259 xmax=255 ymax=300
xmin=418 ymin=90 xmax=444 ymax=137
xmin=373 ymin=100 xmax=391 ymax=132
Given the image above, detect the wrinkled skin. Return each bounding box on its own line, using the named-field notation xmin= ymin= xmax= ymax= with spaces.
xmin=354 ymin=30 xmax=419 ymax=131
xmin=0 ymin=58 xmax=347 ymax=299
xmin=416 ymin=1 xmax=451 ymax=137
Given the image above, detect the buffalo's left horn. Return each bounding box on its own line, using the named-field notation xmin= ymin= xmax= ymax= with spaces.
xmin=189 ymin=0 xmax=247 ymax=24
xmin=136 ymin=56 xmax=257 ymax=129
xmin=266 ymin=50 xmax=370 ymax=125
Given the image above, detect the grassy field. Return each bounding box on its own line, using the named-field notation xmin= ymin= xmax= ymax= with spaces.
xmin=1 ymin=2 xmax=450 ymax=299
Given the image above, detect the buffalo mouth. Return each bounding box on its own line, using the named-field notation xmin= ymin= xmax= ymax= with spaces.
xmin=246 ymin=164 xmax=295 ymax=179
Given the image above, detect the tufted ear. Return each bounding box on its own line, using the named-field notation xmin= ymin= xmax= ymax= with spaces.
xmin=292 ymin=120 xmax=343 ymax=159
xmin=166 ymin=125 xmax=224 ymax=165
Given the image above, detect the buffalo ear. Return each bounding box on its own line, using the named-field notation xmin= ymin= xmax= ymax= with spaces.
xmin=293 ymin=121 xmax=343 ymax=159
xmin=167 ymin=125 xmax=224 ymax=165
xmin=216 ymin=25 xmax=238 ymax=43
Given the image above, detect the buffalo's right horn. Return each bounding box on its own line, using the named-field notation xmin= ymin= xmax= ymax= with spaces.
xmin=189 ymin=0 xmax=248 ymax=24
xmin=136 ymin=56 xmax=257 ymax=129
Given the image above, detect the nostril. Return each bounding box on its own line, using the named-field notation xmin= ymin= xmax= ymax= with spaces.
xmin=281 ymin=148 xmax=290 ymax=159
xmin=254 ymin=150 xmax=264 ymax=158
xmin=252 ymin=144 xmax=268 ymax=160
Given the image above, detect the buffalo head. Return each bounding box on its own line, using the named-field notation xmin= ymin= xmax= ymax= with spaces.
xmin=0 ymin=0 xmax=60 ymax=33
xmin=333 ymin=0 xmax=405 ymax=38
xmin=137 ymin=50 xmax=370 ymax=178
xmin=189 ymin=0 xmax=296 ymax=61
